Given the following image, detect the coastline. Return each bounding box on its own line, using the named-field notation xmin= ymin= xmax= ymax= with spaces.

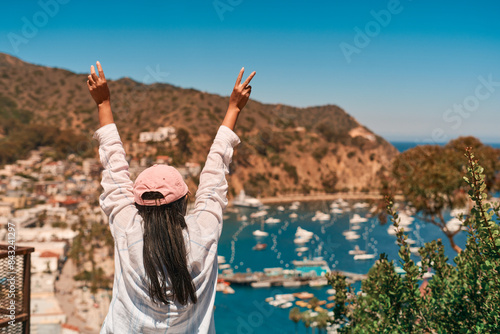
xmin=252 ymin=192 xmax=404 ymax=204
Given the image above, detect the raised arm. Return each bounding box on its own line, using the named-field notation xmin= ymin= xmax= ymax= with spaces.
xmin=87 ymin=61 xmax=114 ymax=127
xmin=88 ymin=62 xmax=135 ymax=237
xmin=222 ymin=67 xmax=256 ymax=131
xmin=190 ymin=68 xmax=255 ymax=237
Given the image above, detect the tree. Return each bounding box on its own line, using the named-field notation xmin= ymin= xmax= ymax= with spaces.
xmin=289 ymin=307 xmax=302 ymax=334
xmin=175 ymin=127 xmax=192 ymax=163
xmin=301 ymin=311 xmax=312 ymax=334
xmin=303 ymin=148 xmax=500 ymax=332
xmin=391 ymin=137 xmax=500 ymax=252
xmin=309 ymin=296 xmax=320 ymax=310
xmin=315 ymin=312 xmax=329 ymax=334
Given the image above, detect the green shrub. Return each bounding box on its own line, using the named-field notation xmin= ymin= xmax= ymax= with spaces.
xmin=299 ymin=148 xmax=500 ymax=332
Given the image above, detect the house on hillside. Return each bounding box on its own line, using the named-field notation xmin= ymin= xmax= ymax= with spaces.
xmin=139 ymin=126 xmax=176 ymax=143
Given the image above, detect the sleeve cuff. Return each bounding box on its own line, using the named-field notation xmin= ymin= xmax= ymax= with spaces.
xmin=217 ymin=125 xmax=241 ymax=147
xmin=93 ymin=123 xmax=121 ymax=146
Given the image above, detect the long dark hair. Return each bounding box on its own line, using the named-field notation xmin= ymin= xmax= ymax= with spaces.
xmin=135 ymin=191 xmax=197 ymax=305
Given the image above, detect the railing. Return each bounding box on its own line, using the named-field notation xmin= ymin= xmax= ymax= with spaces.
xmin=0 ymin=245 xmax=34 ymax=334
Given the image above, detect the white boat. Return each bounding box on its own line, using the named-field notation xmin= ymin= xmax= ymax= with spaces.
xmin=275 ymin=294 xmax=295 ymax=301
xmin=330 ymin=208 xmax=343 ymax=214
xmin=398 ymin=213 xmax=415 ymax=226
xmin=410 ymin=247 xmax=421 ymax=254
xmin=387 ymin=226 xmax=412 ymax=235
xmin=239 ymin=215 xmax=248 ymax=221
xmin=350 ymin=214 xmax=368 ymax=224
xmin=223 ymin=285 xmax=235 ymax=294
xmin=253 ymin=230 xmax=269 ymax=237
xmin=422 ymin=272 xmax=435 ymax=279
xmin=295 ymin=247 xmax=309 ymax=252
xmin=351 ymin=225 xmax=361 ymax=230
xmin=294 ymin=237 xmax=309 ymax=244
xmin=279 ymin=302 xmax=293 ymax=309
xmin=309 ymin=278 xmax=328 ymax=287
xmin=289 ymin=201 xmax=300 ymax=210
xmin=353 ymin=202 xmax=369 ymax=209
xmin=232 ymin=190 xmax=263 ymax=208
xmin=354 ymin=254 xmax=376 ymax=260
xmin=251 ymin=281 xmax=271 ymax=288
xmin=250 ymin=210 xmax=268 ymax=219
xmin=446 ymin=217 xmax=464 ymax=233
xmin=219 ymin=264 xmax=231 ymax=270
xmin=312 ymin=211 xmax=331 ymax=222
xmin=348 ymin=245 xmax=366 ymax=255
xmin=265 ymin=217 xmax=281 ymax=224
xmin=218 ymin=255 xmax=226 ymax=264
xmin=343 ymin=231 xmax=360 ymax=240
xmin=289 ymin=212 xmax=298 ymax=219
xmin=283 ymin=281 xmax=302 ymax=288
xmin=277 ymin=206 xmax=285 ymax=211
xmin=296 ymin=227 xmax=314 ymax=238
xmin=326 ymin=289 xmax=336 ymax=295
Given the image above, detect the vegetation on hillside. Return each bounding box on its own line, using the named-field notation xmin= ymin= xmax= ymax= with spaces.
xmin=0 ymin=53 xmax=398 ymax=196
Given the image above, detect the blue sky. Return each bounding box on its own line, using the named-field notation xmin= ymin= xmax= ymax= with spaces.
xmin=1 ymin=0 xmax=499 ymax=142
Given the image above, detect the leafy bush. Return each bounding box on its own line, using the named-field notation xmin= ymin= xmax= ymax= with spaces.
xmin=283 ymin=162 xmax=298 ymax=184
xmin=295 ymin=148 xmax=500 ymax=332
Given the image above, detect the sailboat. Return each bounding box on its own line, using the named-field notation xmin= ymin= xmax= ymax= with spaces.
xmin=353 ymin=229 xmax=376 ymax=261
xmin=253 ymin=218 xmax=269 ymax=237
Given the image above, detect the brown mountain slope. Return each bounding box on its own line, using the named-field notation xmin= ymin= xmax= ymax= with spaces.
xmin=0 ymin=53 xmax=398 ymax=197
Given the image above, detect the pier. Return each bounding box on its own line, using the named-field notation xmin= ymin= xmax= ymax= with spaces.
xmin=220 ymin=269 xmax=367 ymax=288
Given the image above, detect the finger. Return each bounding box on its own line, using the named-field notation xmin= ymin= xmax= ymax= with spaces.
xmin=96 ymin=61 xmax=106 ymax=80
xmin=242 ymin=71 xmax=256 ymax=87
xmin=90 ymin=65 xmax=99 ymax=81
xmin=86 ymin=80 xmax=93 ymax=90
xmin=88 ymin=75 xmax=96 ymax=85
xmin=235 ymin=67 xmax=244 ymax=86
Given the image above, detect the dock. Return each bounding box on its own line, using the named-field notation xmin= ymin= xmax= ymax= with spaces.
xmin=220 ymin=269 xmax=367 ymax=288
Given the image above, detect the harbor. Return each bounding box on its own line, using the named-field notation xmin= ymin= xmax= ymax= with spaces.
xmin=214 ymin=199 xmax=467 ymax=332
xmin=220 ymin=267 xmax=367 ymax=288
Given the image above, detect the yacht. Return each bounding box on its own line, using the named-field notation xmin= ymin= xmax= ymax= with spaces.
xmin=232 ymin=190 xmax=263 ymax=208
xmin=265 ymin=217 xmax=281 ymax=224
xmin=253 ymin=230 xmax=269 ymax=237
xmin=348 ymin=245 xmax=366 ymax=255
xmin=312 ymin=211 xmax=331 ymax=222
xmin=354 ymin=253 xmax=376 ymax=260
xmin=350 ymin=214 xmax=368 ymax=224
xmin=250 ymin=210 xmax=268 ymax=219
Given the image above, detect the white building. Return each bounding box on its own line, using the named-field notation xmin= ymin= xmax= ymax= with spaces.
xmin=139 ymin=126 xmax=176 ymax=143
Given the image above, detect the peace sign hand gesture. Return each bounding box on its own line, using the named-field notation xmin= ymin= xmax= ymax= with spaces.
xmin=229 ymin=67 xmax=256 ymax=112
xmin=222 ymin=67 xmax=256 ymax=131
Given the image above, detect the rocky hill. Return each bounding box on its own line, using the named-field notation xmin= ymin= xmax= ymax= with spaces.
xmin=0 ymin=53 xmax=398 ymax=197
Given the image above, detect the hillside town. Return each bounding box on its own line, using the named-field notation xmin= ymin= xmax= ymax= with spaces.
xmin=0 ymin=127 xmax=201 ymax=333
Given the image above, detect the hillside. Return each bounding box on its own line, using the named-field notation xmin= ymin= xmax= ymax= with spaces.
xmin=0 ymin=53 xmax=398 ymax=197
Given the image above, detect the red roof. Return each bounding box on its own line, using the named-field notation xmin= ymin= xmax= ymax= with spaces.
xmin=59 ymin=199 xmax=79 ymax=205
xmin=62 ymin=323 xmax=80 ymax=331
xmin=40 ymin=251 xmax=59 ymax=258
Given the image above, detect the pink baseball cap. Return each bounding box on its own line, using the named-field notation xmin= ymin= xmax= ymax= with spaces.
xmin=133 ymin=164 xmax=189 ymax=206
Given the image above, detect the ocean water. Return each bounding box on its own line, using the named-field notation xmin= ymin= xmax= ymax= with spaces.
xmin=390 ymin=141 xmax=500 ymax=152
xmin=214 ymin=201 xmax=467 ymax=333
